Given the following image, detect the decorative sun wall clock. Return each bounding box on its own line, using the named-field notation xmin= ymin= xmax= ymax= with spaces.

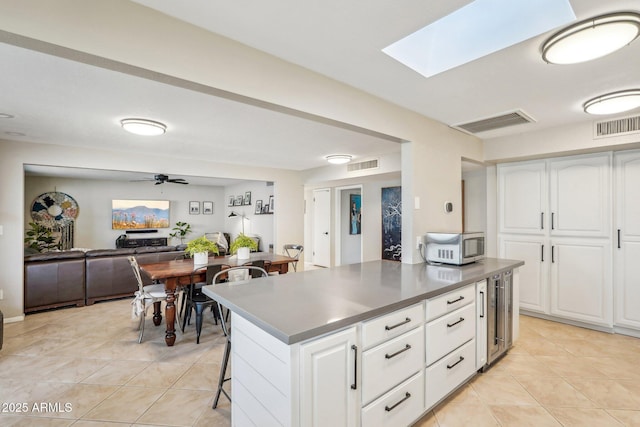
xmin=30 ymin=191 xmax=79 ymax=225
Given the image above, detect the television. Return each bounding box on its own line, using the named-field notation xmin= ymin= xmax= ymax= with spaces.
xmin=112 ymin=199 xmax=170 ymax=230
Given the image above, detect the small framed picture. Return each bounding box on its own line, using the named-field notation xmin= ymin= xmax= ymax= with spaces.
xmin=262 ymin=204 xmax=269 ymax=214
xmin=235 ymin=195 xmax=243 ymax=206
xmin=244 ymin=191 xmax=252 ymax=206
xmin=203 ymin=201 xmax=214 ymax=215
xmin=269 ymin=195 xmax=275 ymax=213
xmin=255 ymin=200 xmax=263 ymax=214
xmin=189 ymin=201 xmax=200 ymax=215
xmin=228 ymin=196 xmax=234 ymax=207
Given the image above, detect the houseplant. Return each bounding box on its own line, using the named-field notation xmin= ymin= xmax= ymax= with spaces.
xmin=230 ymin=233 xmax=258 ymax=259
xmin=185 ymin=235 xmax=219 ymax=265
xmin=169 ymin=221 xmax=192 ymax=244
xmin=24 ymin=222 xmax=61 ymax=253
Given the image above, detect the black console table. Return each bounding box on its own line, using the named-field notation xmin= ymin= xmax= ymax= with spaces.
xmin=117 ymin=237 xmax=168 ymax=248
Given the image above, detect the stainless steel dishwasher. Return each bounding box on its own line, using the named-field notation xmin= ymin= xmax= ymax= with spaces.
xmin=485 ymin=270 xmax=513 ymax=368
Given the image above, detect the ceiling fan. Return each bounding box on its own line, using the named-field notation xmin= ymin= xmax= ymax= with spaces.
xmin=133 ymin=174 xmax=189 ymax=185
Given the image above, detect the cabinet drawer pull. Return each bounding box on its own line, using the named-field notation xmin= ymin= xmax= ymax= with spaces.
xmin=447 ymin=317 xmax=465 ymax=328
xmin=447 ymin=296 xmax=464 ymax=305
xmin=384 ymin=392 xmax=411 ymax=412
xmin=385 ymin=317 xmax=411 ymax=331
xmin=385 ymin=344 xmax=411 ymax=359
xmin=447 ymin=356 xmax=465 ymax=369
xmin=350 ymin=345 xmax=357 ymax=390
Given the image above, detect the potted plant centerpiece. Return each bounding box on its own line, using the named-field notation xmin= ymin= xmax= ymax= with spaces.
xmin=185 ymin=235 xmax=219 ymax=265
xmin=169 ymin=221 xmax=192 ymax=245
xmin=230 ymin=233 xmax=258 ymax=259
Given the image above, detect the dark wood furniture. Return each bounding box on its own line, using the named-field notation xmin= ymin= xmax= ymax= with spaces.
xmin=139 ymin=253 xmax=295 ymax=346
xmin=117 ymin=237 xmax=168 ymax=248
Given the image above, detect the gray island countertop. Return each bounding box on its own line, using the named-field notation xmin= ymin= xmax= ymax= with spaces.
xmin=202 ymin=258 xmax=523 ymax=345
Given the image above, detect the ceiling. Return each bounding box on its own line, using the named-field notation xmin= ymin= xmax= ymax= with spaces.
xmin=3 ymin=0 xmax=640 ymax=179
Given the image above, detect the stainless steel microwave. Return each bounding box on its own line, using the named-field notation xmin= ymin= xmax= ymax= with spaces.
xmin=425 ymin=232 xmax=485 ymax=265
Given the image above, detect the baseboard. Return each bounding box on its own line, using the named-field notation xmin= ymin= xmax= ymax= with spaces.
xmin=3 ymin=314 xmax=25 ymax=324
xmin=520 ymin=310 xmax=615 ymax=334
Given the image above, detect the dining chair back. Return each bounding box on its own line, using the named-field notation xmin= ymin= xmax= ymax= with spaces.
xmin=181 ymin=263 xmax=229 ymax=344
xmin=283 ymin=244 xmax=304 ymax=271
xmin=211 ymin=265 xmax=268 ymax=409
xmin=128 ymin=256 xmax=167 ymax=344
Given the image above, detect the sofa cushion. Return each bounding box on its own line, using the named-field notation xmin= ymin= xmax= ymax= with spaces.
xmin=25 ymin=250 xmax=86 ymax=262
xmin=86 ymin=248 xmax=136 ymax=257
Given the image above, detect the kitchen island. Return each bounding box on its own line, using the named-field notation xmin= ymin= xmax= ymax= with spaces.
xmin=203 ymin=258 xmax=523 ymax=427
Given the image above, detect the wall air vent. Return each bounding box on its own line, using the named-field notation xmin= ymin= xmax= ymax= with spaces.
xmin=347 ymin=159 xmax=379 ymax=172
xmin=454 ymin=110 xmax=535 ymax=135
xmin=594 ymin=115 xmax=640 ymax=139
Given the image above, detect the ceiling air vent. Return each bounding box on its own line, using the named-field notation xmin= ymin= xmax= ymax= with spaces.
xmin=454 ymin=110 xmax=535 ymax=134
xmin=594 ymin=115 xmax=640 ymax=139
xmin=347 ymin=159 xmax=379 ymax=172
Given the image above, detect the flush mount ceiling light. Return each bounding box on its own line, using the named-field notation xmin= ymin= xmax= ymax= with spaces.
xmin=325 ymin=154 xmax=353 ymax=165
xmin=583 ymin=89 xmax=640 ymax=115
xmin=120 ymin=118 xmax=167 ymax=136
xmin=542 ymin=12 xmax=640 ymax=64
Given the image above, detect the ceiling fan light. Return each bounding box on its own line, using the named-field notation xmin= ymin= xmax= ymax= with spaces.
xmin=325 ymin=154 xmax=353 ymax=164
xmin=120 ymin=118 xmax=167 ymax=136
xmin=584 ymin=90 xmax=640 ymax=115
xmin=542 ymin=12 xmax=640 ymax=64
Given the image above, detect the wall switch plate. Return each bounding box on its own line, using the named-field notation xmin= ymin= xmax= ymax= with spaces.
xmin=0 ymin=225 xmax=3 ymax=236
xmin=0 ymin=289 xmax=3 ymax=300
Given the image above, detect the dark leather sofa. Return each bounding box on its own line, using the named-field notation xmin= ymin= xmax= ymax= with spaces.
xmin=24 ymin=246 xmax=185 ymax=313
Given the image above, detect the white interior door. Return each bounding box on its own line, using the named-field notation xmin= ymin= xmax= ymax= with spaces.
xmin=313 ymin=189 xmax=331 ymax=267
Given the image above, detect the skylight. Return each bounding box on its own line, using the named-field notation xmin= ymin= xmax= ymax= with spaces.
xmin=382 ymin=0 xmax=576 ymax=78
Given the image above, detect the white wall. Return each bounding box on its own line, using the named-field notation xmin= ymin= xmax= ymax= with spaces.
xmin=25 ymin=175 xmax=226 ymax=249
xmin=462 ymin=169 xmax=487 ymax=234
xmin=224 ymin=181 xmax=275 ymax=252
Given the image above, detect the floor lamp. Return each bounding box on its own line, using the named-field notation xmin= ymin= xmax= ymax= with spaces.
xmin=228 ymin=211 xmax=249 ymax=234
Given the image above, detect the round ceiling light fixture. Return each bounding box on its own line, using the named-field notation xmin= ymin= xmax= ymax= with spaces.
xmin=583 ymin=89 xmax=640 ymax=115
xmin=542 ymin=12 xmax=640 ymax=64
xmin=325 ymin=154 xmax=353 ymax=164
xmin=120 ymin=118 xmax=167 ymax=136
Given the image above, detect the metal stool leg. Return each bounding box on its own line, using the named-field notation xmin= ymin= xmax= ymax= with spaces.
xmin=213 ymin=335 xmax=232 ymax=408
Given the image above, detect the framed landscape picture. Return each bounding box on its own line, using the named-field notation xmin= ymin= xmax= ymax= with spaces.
xmin=203 ymin=201 xmax=214 ymax=215
xmin=189 ymin=201 xmax=200 ymax=215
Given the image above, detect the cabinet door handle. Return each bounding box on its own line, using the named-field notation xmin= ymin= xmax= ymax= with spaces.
xmin=385 ymin=317 xmax=411 ymax=330
xmin=350 ymin=345 xmax=357 ymax=390
xmin=551 ymin=245 xmax=555 ymax=263
xmin=479 ymin=291 xmax=485 ymax=318
xmin=541 ymin=244 xmax=544 ymax=262
xmin=541 ymin=212 xmax=544 ymax=230
xmin=385 ymin=344 xmax=412 ymax=359
xmin=618 ymin=229 xmax=621 ymax=249
xmin=446 ymin=296 xmax=464 ymax=305
xmin=447 ymin=356 xmax=465 ymax=369
xmin=447 ymin=317 xmax=465 ymax=328
xmin=384 ymin=392 xmax=411 ymax=412
xmin=551 ymin=212 xmax=555 ymax=230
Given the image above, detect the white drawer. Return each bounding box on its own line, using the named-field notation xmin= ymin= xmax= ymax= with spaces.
xmin=362 ymin=325 xmax=424 ymax=405
xmin=362 ymin=303 xmax=424 ymax=350
xmin=425 ymin=284 xmax=475 ymax=322
xmin=425 ymin=339 xmax=476 ymax=410
xmin=425 ymin=303 xmax=475 ymax=365
xmin=362 ymin=371 xmax=425 ymax=427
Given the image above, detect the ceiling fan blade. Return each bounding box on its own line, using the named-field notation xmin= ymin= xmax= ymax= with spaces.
xmin=168 ymin=179 xmax=189 ymax=184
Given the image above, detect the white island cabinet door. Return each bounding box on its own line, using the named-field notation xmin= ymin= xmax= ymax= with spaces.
xmin=498 ymin=161 xmax=546 ymax=235
xmin=615 ymin=150 xmax=640 ymax=330
xmin=300 ymin=327 xmax=358 ymax=427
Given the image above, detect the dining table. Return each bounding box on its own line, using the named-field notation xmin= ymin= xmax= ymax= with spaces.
xmin=139 ymin=252 xmax=295 ymax=346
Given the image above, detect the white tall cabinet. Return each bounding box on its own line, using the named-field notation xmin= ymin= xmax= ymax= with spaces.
xmin=498 ymin=153 xmax=613 ymax=328
xmin=614 ymin=150 xmax=640 ymax=331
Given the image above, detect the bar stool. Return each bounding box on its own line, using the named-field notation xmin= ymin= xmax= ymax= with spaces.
xmin=211 ymin=265 xmax=268 ymax=409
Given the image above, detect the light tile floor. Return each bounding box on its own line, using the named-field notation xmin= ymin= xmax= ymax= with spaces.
xmin=1 ymin=300 xmax=639 ymax=426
